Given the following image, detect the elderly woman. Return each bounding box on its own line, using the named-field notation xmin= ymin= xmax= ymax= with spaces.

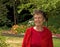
xmin=22 ymin=10 xmax=53 ymax=47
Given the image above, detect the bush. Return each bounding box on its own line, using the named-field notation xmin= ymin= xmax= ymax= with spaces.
xmin=15 ymin=25 xmax=28 ymax=33
xmin=27 ymin=20 xmax=34 ymax=27
xmin=0 ymin=25 xmax=10 ymax=31
xmin=11 ymin=25 xmax=28 ymax=34
xmin=48 ymin=26 xmax=60 ymax=34
xmin=56 ymin=28 xmax=60 ymax=34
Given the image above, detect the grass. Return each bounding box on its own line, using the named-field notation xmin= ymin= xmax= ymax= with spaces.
xmin=3 ymin=36 xmax=60 ymax=47
xmin=5 ymin=36 xmax=23 ymax=47
xmin=53 ymin=38 xmax=60 ymax=47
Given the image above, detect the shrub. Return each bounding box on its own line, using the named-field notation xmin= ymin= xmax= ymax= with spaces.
xmin=48 ymin=26 xmax=57 ymax=34
xmin=11 ymin=25 xmax=28 ymax=34
xmin=15 ymin=25 xmax=27 ymax=33
xmin=56 ymin=28 xmax=60 ymax=34
xmin=27 ymin=20 xmax=34 ymax=27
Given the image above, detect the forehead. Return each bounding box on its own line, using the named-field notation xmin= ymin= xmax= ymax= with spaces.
xmin=33 ymin=14 xmax=43 ymax=17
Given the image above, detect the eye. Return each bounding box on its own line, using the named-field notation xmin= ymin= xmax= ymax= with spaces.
xmin=38 ymin=17 xmax=41 ymax=19
xmin=34 ymin=17 xmax=37 ymax=19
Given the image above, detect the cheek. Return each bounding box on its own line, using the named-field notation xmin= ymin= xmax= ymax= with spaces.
xmin=39 ymin=18 xmax=45 ymax=22
xmin=33 ymin=17 xmax=45 ymax=23
xmin=34 ymin=19 xmax=38 ymax=23
xmin=34 ymin=19 xmax=42 ymax=22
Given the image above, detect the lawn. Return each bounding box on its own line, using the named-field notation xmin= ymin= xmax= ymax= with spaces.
xmin=5 ymin=36 xmax=60 ymax=47
xmin=53 ymin=38 xmax=60 ymax=47
xmin=5 ymin=36 xmax=23 ymax=47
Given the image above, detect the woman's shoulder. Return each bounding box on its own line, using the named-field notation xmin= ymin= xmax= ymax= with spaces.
xmin=26 ymin=27 xmax=33 ymax=30
xmin=43 ymin=26 xmax=52 ymax=33
xmin=25 ymin=27 xmax=33 ymax=33
xmin=43 ymin=26 xmax=52 ymax=37
xmin=43 ymin=26 xmax=48 ymax=29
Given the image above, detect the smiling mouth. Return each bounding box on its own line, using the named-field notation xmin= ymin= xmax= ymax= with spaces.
xmin=36 ymin=22 xmax=41 ymax=23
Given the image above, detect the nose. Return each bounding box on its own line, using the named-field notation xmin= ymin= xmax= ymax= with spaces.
xmin=36 ymin=18 xmax=40 ymax=21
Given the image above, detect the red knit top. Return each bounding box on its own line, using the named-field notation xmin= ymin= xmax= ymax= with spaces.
xmin=31 ymin=27 xmax=44 ymax=47
xmin=22 ymin=27 xmax=53 ymax=47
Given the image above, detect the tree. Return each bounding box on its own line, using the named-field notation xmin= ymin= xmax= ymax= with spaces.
xmin=17 ymin=0 xmax=60 ymax=33
xmin=0 ymin=0 xmax=8 ymax=26
xmin=0 ymin=0 xmax=17 ymax=27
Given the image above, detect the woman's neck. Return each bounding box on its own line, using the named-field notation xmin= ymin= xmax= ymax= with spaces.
xmin=34 ymin=26 xmax=43 ymax=31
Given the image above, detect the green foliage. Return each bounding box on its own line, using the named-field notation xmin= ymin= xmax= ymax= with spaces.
xmin=56 ymin=28 xmax=60 ymax=34
xmin=0 ymin=25 xmax=10 ymax=31
xmin=0 ymin=0 xmax=8 ymax=26
xmin=19 ymin=20 xmax=28 ymax=25
xmin=17 ymin=0 xmax=60 ymax=23
xmin=48 ymin=26 xmax=60 ymax=34
xmin=0 ymin=0 xmax=15 ymax=27
xmin=0 ymin=0 xmax=60 ymax=34
xmin=15 ymin=25 xmax=27 ymax=33
xmin=48 ymin=26 xmax=57 ymax=34
xmin=17 ymin=0 xmax=60 ymax=14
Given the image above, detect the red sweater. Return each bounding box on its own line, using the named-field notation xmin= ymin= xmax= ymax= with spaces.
xmin=22 ymin=27 xmax=53 ymax=47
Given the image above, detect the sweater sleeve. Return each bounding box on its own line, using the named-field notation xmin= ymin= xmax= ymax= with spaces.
xmin=22 ymin=28 xmax=29 ymax=47
xmin=22 ymin=27 xmax=31 ymax=47
xmin=44 ymin=27 xmax=53 ymax=47
xmin=48 ymin=31 xmax=53 ymax=47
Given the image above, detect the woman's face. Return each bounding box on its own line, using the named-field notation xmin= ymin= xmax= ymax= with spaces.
xmin=33 ymin=14 xmax=45 ymax=26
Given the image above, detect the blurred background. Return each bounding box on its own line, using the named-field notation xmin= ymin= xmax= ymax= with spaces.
xmin=0 ymin=0 xmax=60 ymax=47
